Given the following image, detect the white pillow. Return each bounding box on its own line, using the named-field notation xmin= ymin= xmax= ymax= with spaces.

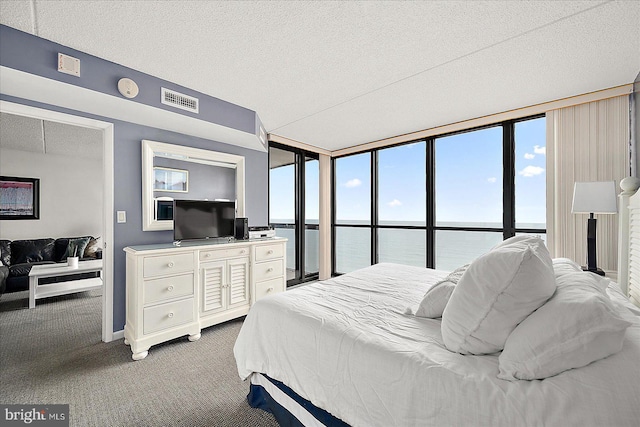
xmin=552 ymin=257 xmax=582 ymax=277
xmin=415 ymin=264 xmax=469 ymax=318
xmin=414 ymin=281 xmax=455 ymax=318
xmin=498 ymin=271 xmax=632 ymax=381
xmin=552 ymin=257 xmax=612 ymax=292
xmin=441 ymin=237 xmax=556 ymax=355
xmin=492 ymin=234 xmax=541 ymax=250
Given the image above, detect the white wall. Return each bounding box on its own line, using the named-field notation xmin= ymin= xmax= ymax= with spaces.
xmin=0 ymin=148 xmax=102 ymax=240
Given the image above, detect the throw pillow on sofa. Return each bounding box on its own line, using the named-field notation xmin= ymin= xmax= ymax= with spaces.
xmin=64 ymin=237 xmax=91 ymax=259
xmin=0 ymin=240 xmax=10 ymax=267
xmin=83 ymin=237 xmax=101 ymax=258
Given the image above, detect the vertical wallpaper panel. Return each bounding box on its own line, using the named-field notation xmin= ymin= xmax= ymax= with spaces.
xmin=547 ymin=95 xmax=630 ymax=272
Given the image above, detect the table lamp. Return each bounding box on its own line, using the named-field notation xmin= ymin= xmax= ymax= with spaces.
xmin=571 ymin=181 xmax=617 ymax=275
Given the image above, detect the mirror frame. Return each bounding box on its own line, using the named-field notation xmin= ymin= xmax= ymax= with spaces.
xmin=142 ymin=139 xmax=245 ymax=231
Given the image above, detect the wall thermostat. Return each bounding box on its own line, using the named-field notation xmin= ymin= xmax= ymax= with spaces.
xmin=118 ymin=78 xmax=139 ymax=99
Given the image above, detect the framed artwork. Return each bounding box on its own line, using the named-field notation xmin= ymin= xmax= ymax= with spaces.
xmin=153 ymin=167 xmax=188 ymax=192
xmin=0 ymin=176 xmax=40 ymax=220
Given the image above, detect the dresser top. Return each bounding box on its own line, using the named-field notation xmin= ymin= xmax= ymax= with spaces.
xmin=124 ymin=237 xmax=287 ymax=254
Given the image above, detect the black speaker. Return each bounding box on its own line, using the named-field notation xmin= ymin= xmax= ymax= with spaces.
xmin=235 ymin=217 xmax=249 ymax=240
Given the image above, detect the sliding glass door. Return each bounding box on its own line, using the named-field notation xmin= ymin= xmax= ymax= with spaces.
xmin=269 ymin=143 xmax=319 ymax=286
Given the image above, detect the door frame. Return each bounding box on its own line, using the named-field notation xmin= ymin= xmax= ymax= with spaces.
xmin=0 ymin=100 xmax=116 ymax=342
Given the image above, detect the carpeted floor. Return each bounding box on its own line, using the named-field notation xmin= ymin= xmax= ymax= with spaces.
xmin=0 ymin=290 xmax=279 ymax=427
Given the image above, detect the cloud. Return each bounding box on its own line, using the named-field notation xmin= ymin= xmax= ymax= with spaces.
xmin=533 ymin=145 xmax=546 ymax=155
xmin=344 ymin=178 xmax=362 ymax=188
xmin=388 ymin=199 xmax=402 ymax=207
xmin=524 ymin=153 xmax=535 ymax=160
xmin=487 ymin=177 xmax=497 ymax=183
xmin=519 ymin=165 xmax=545 ymax=177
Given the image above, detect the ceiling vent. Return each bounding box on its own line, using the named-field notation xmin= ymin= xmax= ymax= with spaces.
xmin=161 ymin=88 xmax=199 ymax=114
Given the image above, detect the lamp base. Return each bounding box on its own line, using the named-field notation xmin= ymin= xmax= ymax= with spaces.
xmin=582 ymin=266 xmax=605 ymax=276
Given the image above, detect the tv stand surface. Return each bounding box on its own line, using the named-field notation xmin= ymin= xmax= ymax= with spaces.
xmin=123 ymin=237 xmax=287 ymax=360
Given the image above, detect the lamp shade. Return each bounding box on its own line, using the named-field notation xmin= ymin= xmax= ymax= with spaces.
xmin=571 ymin=181 xmax=617 ymax=214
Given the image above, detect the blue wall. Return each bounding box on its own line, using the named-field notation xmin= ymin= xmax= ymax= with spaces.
xmin=0 ymin=25 xmax=256 ymax=134
xmin=0 ymin=25 xmax=268 ymax=332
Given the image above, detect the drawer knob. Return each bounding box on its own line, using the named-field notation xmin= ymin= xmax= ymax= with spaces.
xmin=267 ymin=267 xmax=274 ymax=273
xmin=205 ymin=253 xmax=211 ymax=257
xmin=168 ymin=262 xmax=175 ymax=268
xmin=267 ymin=250 xmax=274 ymax=255
xmin=168 ymin=312 xmax=174 ymax=318
xmin=241 ymin=249 xmax=246 ymax=254
xmin=267 ymin=287 xmax=274 ymax=293
xmin=167 ymin=285 xmax=174 ymax=292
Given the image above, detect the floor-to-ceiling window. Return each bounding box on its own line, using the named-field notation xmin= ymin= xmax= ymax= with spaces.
xmin=434 ymin=126 xmax=504 ymax=270
xmin=334 ymin=153 xmax=372 ymax=273
xmin=332 ymin=114 xmax=546 ymax=275
xmin=269 ymin=143 xmax=319 ymax=286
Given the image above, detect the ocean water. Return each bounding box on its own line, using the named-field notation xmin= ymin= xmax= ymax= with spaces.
xmin=273 ymin=221 xmax=545 ymax=275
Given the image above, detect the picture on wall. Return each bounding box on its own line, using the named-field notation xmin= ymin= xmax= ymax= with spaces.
xmin=153 ymin=167 xmax=188 ymax=192
xmin=0 ymin=176 xmax=40 ymax=220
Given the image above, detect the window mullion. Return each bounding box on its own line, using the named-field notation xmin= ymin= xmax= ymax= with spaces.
xmin=426 ymin=139 xmax=435 ymax=269
xmin=503 ymin=122 xmax=516 ymax=239
xmin=371 ymin=150 xmax=379 ymax=266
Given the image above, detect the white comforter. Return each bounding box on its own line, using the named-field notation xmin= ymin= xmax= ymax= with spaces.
xmin=234 ymin=263 xmax=640 ymax=427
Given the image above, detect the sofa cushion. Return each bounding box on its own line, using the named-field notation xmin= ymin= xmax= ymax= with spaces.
xmin=8 ymin=261 xmax=56 ymax=277
xmin=10 ymin=239 xmax=55 ymax=264
xmin=0 ymin=240 xmax=10 ymax=267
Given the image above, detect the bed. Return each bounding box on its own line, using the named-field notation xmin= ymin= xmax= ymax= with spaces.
xmin=234 ymin=183 xmax=640 ymax=427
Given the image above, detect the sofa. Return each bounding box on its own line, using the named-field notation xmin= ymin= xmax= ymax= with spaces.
xmin=0 ymin=236 xmax=102 ymax=297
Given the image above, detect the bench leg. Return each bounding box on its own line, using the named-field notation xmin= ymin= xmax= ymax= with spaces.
xmin=29 ymin=276 xmax=37 ymax=309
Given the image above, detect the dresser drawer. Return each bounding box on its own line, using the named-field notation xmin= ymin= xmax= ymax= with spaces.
xmin=254 ymin=277 xmax=284 ymax=302
xmin=255 ymin=243 xmax=284 ymax=262
xmin=143 ymin=273 xmax=194 ymax=305
xmin=254 ymin=259 xmax=284 ymax=282
xmin=200 ymin=246 xmax=250 ymax=261
xmin=143 ymin=253 xmax=194 ymax=278
xmin=143 ymin=298 xmax=194 ymax=335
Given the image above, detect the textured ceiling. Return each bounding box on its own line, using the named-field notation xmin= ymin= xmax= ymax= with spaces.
xmin=0 ymin=112 xmax=103 ymax=159
xmin=0 ymin=1 xmax=638 ymax=151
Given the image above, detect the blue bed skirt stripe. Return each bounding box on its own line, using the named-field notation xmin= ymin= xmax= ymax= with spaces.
xmin=248 ymin=374 xmax=350 ymax=427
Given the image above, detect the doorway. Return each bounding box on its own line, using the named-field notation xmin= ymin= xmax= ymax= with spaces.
xmin=0 ymin=100 xmax=115 ymax=342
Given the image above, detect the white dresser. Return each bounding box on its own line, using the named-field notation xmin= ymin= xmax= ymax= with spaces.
xmin=123 ymin=238 xmax=287 ymax=360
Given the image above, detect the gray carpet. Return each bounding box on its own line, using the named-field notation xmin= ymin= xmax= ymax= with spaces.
xmin=0 ymin=290 xmax=279 ymax=427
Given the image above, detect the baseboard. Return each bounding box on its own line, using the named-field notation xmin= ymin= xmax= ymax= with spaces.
xmin=112 ymin=329 xmax=125 ymax=340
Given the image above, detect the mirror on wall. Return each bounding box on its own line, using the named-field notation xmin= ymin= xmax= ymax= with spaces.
xmin=142 ymin=140 xmax=245 ymax=231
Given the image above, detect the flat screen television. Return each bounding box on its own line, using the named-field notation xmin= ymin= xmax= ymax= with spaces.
xmin=173 ymin=200 xmax=236 ymax=242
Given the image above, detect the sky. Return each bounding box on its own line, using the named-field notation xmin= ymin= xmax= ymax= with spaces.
xmin=270 ymin=116 xmax=546 ymax=228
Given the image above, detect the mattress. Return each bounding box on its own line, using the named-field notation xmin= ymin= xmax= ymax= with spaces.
xmin=234 ymin=263 xmax=640 ymax=427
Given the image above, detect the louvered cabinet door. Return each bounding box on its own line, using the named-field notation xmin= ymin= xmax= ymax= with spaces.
xmin=227 ymin=257 xmax=250 ymax=309
xmin=201 ymin=261 xmax=226 ymax=314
